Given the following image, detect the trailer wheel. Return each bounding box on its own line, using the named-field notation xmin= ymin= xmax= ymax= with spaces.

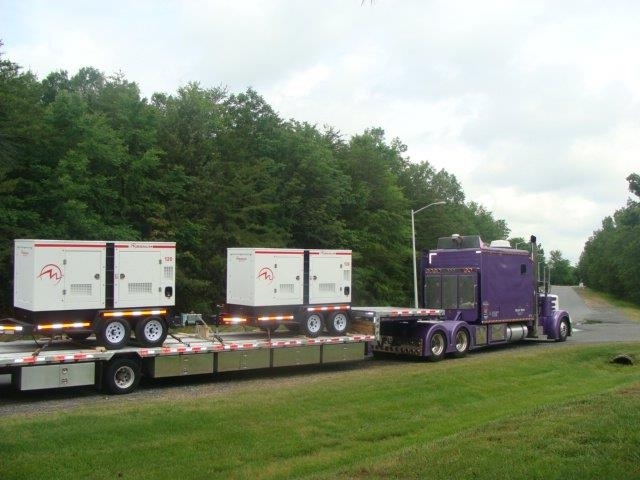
xmin=98 ymin=318 xmax=131 ymax=350
xmin=326 ymin=311 xmax=349 ymax=336
xmin=135 ymin=316 xmax=168 ymax=347
xmin=428 ymin=331 xmax=446 ymax=362
xmin=453 ymin=329 xmax=470 ymax=357
xmin=556 ymin=318 xmax=570 ymax=342
xmin=103 ymin=358 xmax=141 ymax=394
xmin=302 ymin=313 xmax=324 ymax=338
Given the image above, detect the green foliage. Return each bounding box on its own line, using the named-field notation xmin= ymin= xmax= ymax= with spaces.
xmin=548 ymin=249 xmax=578 ymax=285
xmin=0 ymin=50 xmax=516 ymax=313
xmin=579 ymin=173 xmax=640 ymax=304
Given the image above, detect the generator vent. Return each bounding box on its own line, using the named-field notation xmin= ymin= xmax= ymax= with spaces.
xmin=70 ymin=284 xmax=92 ymax=296
xmin=319 ymin=283 xmax=336 ymax=293
xmin=279 ymin=283 xmax=295 ymax=294
xmin=129 ymin=282 xmax=153 ymax=295
xmin=164 ymin=266 xmax=174 ymax=279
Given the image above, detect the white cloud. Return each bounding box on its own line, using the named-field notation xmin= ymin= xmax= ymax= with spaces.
xmin=2 ymin=0 xmax=639 ymax=266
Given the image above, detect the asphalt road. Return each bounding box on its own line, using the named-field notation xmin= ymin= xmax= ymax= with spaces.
xmin=551 ymin=285 xmax=640 ymax=343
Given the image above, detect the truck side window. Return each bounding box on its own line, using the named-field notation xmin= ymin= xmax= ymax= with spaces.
xmin=442 ymin=275 xmax=457 ymax=309
xmin=458 ymin=275 xmax=476 ymax=309
xmin=425 ymin=276 xmax=442 ymax=309
xmin=521 ymin=264 xmax=527 ymax=274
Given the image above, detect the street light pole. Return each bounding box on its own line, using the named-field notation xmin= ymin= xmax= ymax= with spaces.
xmin=412 ymin=201 xmax=446 ymax=308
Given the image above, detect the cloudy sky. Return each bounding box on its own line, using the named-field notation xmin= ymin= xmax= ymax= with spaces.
xmin=2 ymin=0 xmax=638 ymax=264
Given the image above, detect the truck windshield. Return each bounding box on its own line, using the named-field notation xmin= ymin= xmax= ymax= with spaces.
xmin=425 ymin=273 xmax=476 ymax=310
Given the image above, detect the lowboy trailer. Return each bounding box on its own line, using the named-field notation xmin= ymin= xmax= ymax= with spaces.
xmin=0 ymin=329 xmax=374 ymax=394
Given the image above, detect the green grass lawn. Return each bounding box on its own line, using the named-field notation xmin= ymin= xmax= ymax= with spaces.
xmin=2 ymin=342 xmax=640 ymax=479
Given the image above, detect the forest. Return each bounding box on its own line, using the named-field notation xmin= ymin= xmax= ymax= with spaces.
xmin=1 ymin=45 xmax=601 ymax=315
xmin=578 ymin=174 xmax=640 ymax=304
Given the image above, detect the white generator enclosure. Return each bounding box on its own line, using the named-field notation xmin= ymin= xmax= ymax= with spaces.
xmin=227 ymin=248 xmax=351 ymax=307
xmin=14 ymin=240 xmax=176 ymax=313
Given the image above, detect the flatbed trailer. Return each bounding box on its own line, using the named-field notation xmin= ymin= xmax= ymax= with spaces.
xmin=0 ymin=329 xmax=374 ymax=394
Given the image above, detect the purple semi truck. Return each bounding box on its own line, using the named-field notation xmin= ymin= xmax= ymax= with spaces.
xmin=352 ymin=234 xmax=571 ymax=360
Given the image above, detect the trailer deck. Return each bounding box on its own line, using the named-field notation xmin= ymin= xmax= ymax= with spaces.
xmin=0 ymin=329 xmax=374 ymax=394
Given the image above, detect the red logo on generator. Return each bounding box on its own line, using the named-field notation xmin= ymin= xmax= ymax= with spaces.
xmin=38 ymin=264 xmax=63 ymax=285
xmin=257 ymin=267 xmax=274 ymax=284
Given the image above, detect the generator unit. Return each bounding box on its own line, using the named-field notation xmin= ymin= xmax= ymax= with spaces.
xmin=225 ymin=248 xmax=352 ymax=336
xmin=12 ymin=240 xmax=176 ymax=349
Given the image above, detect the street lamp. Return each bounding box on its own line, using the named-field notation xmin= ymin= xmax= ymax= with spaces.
xmin=412 ymin=201 xmax=446 ymax=308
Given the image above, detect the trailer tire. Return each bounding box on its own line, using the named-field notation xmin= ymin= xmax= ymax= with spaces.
xmin=302 ymin=313 xmax=324 ymax=338
xmin=135 ymin=316 xmax=168 ymax=347
xmin=556 ymin=318 xmax=570 ymax=342
xmin=98 ymin=318 xmax=131 ymax=350
xmin=326 ymin=311 xmax=349 ymax=336
xmin=104 ymin=358 xmax=141 ymax=394
xmin=428 ymin=331 xmax=447 ymax=362
xmin=453 ymin=328 xmax=470 ymax=357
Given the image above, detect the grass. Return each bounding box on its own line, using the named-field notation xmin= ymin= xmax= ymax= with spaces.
xmin=1 ymin=343 xmax=640 ymax=479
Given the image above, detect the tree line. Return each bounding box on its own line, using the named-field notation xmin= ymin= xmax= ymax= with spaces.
xmin=1 ymin=46 xmax=515 ymax=313
xmin=578 ymin=174 xmax=640 ymax=304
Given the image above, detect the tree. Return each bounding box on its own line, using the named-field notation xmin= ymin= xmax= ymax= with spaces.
xmin=578 ymin=173 xmax=640 ymax=303
xmin=547 ymin=250 xmax=576 ymax=286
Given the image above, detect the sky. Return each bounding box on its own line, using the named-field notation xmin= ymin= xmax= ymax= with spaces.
xmin=1 ymin=0 xmax=638 ymax=264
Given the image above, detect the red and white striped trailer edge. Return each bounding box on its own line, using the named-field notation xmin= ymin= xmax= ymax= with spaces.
xmin=0 ymin=331 xmax=374 ymax=394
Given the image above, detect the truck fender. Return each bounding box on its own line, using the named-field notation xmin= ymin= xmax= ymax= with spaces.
xmin=542 ymin=310 xmax=571 ymax=340
xmin=552 ymin=310 xmax=571 ymax=341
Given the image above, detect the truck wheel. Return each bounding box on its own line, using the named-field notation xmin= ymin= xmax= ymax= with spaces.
xmin=103 ymin=358 xmax=141 ymax=394
xmin=98 ymin=319 xmax=131 ymax=350
xmin=302 ymin=313 xmax=324 ymax=338
xmin=326 ymin=311 xmax=349 ymax=336
xmin=556 ymin=318 xmax=570 ymax=342
xmin=135 ymin=316 xmax=168 ymax=347
xmin=428 ymin=331 xmax=447 ymax=362
xmin=453 ymin=329 xmax=470 ymax=357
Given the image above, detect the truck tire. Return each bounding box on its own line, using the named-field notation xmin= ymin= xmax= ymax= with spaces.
xmin=326 ymin=311 xmax=349 ymax=336
xmin=103 ymin=357 xmax=141 ymax=394
xmin=453 ymin=328 xmax=470 ymax=357
xmin=302 ymin=313 xmax=324 ymax=338
xmin=135 ymin=316 xmax=168 ymax=347
xmin=98 ymin=318 xmax=131 ymax=350
xmin=556 ymin=318 xmax=570 ymax=342
xmin=428 ymin=331 xmax=447 ymax=362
